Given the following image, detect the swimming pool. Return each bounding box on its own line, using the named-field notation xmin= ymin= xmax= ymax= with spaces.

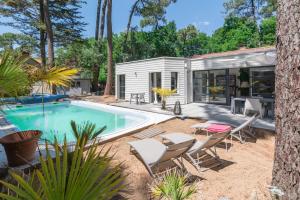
xmin=2 ymin=101 xmax=173 ymax=143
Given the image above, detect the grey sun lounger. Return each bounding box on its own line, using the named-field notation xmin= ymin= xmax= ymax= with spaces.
xmin=160 ymin=131 xmax=230 ymax=172
xmin=191 ymin=114 xmax=258 ymax=143
xmin=128 ymin=138 xmax=195 ymax=177
xmin=133 ymin=128 xmax=165 ymax=139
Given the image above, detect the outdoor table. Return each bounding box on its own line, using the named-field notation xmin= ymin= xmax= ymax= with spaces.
xmin=130 ymin=93 xmax=145 ymax=104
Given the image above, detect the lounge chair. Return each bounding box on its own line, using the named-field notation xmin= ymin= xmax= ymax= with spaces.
xmin=128 ymin=138 xmax=195 ymax=177
xmin=244 ymin=98 xmax=263 ymax=118
xmin=191 ymin=114 xmax=258 ymax=143
xmin=160 ymin=131 xmax=230 ymax=172
xmin=133 ymin=128 xmax=165 ymax=139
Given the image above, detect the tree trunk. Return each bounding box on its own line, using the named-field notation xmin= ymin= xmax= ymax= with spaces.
xmin=95 ymin=0 xmax=102 ymax=40
xmin=99 ymin=0 xmax=108 ymax=40
xmin=43 ymin=0 xmax=54 ymax=68
xmin=124 ymin=0 xmax=140 ymax=47
xmin=250 ymin=0 xmax=256 ymax=22
xmin=104 ymin=0 xmax=113 ymax=95
xmin=272 ymin=1 xmax=300 ymax=199
xmin=39 ymin=0 xmax=46 ymax=68
xmin=91 ymin=0 xmax=102 ymax=92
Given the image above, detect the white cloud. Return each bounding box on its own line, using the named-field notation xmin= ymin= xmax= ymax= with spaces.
xmin=192 ymin=21 xmax=210 ymax=30
xmin=199 ymin=21 xmax=210 ymax=26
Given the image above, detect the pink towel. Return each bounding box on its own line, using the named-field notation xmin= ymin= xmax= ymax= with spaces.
xmin=206 ymin=124 xmax=232 ymax=133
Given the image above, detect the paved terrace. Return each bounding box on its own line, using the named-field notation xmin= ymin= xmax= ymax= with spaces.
xmin=110 ymin=102 xmax=275 ymax=131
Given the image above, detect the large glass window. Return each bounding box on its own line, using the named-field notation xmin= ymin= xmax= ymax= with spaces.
xmin=251 ymin=67 xmax=275 ymax=98
xmin=171 ymin=72 xmax=178 ymax=90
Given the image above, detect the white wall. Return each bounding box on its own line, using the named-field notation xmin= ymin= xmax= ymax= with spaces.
xmin=115 ymin=57 xmax=187 ymax=104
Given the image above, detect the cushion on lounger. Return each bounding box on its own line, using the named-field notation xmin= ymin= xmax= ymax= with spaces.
xmin=206 ymin=124 xmax=231 ymax=133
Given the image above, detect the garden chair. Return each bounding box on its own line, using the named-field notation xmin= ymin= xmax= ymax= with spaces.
xmin=244 ymin=98 xmax=263 ymax=118
xmin=128 ymin=138 xmax=195 ymax=177
xmin=160 ymin=131 xmax=230 ymax=172
xmin=133 ymin=128 xmax=165 ymax=139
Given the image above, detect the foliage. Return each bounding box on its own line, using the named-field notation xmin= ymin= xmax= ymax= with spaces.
xmin=30 ymin=67 xmax=79 ymax=89
xmin=177 ymin=25 xmax=209 ymax=57
xmin=129 ymin=0 xmax=177 ymax=30
xmin=0 ymin=0 xmax=86 ymax=47
xmin=56 ymin=39 xmax=106 ymax=82
xmin=224 ymin=0 xmax=276 ymax=21
xmin=0 ymin=33 xmax=37 ymax=53
xmin=0 ymin=137 xmax=125 ymax=199
xmin=208 ymin=16 xmax=260 ymax=52
xmin=70 ymin=120 xmax=106 ymax=147
xmin=152 ymin=87 xmax=176 ymax=109
xmin=260 ymin=16 xmax=276 ymax=45
xmin=209 ymin=86 xmax=224 ymax=100
xmin=151 ymin=170 xmax=197 ymax=200
xmin=0 ymin=51 xmax=29 ymax=97
xmin=152 ymin=88 xmax=176 ymax=100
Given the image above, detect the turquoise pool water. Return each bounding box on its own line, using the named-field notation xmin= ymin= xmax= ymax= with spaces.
xmin=4 ymin=102 xmax=146 ymax=143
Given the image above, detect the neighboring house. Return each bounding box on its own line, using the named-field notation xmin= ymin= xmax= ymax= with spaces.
xmin=115 ymin=47 xmax=276 ymax=105
xmin=60 ymin=75 xmax=92 ymax=96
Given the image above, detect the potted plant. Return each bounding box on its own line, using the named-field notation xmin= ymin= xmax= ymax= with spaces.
xmin=0 ymin=130 xmax=42 ymax=167
xmin=152 ymin=88 xmax=176 ymax=110
xmin=209 ymin=86 xmax=224 ymax=100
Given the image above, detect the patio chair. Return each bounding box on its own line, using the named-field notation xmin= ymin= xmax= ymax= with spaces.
xmin=244 ymin=98 xmax=263 ymax=118
xmin=128 ymin=138 xmax=195 ymax=177
xmin=228 ymin=114 xmax=258 ymax=143
xmin=139 ymin=93 xmax=145 ymax=104
xmin=161 ymin=131 xmax=230 ymax=172
xmin=191 ymin=114 xmax=258 ymax=143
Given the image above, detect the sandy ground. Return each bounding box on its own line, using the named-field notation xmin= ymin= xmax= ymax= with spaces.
xmin=102 ymin=118 xmax=275 ymax=200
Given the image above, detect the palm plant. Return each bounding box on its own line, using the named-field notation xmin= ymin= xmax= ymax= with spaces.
xmin=152 ymin=88 xmax=177 ymax=110
xmin=70 ymin=120 xmax=106 ymax=147
xmin=0 ymin=51 xmax=29 ymax=98
xmin=209 ymin=86 xmax=224 ymax=100
xmin=0 ymin=137 xmax=125 ymax=200
xmin=28 ymin=66 xmax=78 ymax=113
xmin=151 ymin=170 xmax=197 ymax=200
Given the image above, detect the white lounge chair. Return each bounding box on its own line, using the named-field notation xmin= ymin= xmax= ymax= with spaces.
xmin=191 ymin=114 xmax=258 ymax=143
xmin=161 ymin=131 xmax=230 ymax=172
xmin=128 ymin=138 xmax=195 ymax=177
xmin=244 ymin=98 xmax=263 ymax=118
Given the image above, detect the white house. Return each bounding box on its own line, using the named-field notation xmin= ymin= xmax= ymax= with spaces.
xmin=115 ymin=47 xmax=276 ymax=106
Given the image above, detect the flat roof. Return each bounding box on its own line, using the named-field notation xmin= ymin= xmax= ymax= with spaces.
xmin=116 ymin=56 xmax=186 ymax=65
xmin=192 ymin=46 xmax=275 ymax=60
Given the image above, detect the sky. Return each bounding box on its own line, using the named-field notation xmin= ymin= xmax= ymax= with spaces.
xmin=0 ymin=0 xmax=226 ymax=37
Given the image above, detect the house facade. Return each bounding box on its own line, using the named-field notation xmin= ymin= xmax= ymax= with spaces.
xmin=115 ymin=47 xmax=276 ymax=105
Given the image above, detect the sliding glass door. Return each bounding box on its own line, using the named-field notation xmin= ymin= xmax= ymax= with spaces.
xmin=149 ymin=72 xmax=162 ymax=103
xmin=193 ymin=69 xmax=229 ymax=104
xmin=118 ymin=74 xmax=125 ymax=99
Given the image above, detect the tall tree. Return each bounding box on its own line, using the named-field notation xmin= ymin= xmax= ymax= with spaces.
xmin=0 ymin=33 xmax=37 ymax=53
xmin=91 ymin=0 xmax=103 ymax=92
xmin=39 ymin=0 xmax=46 ymax=67
xmin=124 ymin=0 xmax=176 ymax=47
xmin=223 ymin=0 xmax=276 ymax=22
xmin=95 ymin=0 xmax=102 ymax=40
xmin=104 ymin=0 xmax=113 ymax=95
xmin=99 ymin=0 xmax=108 ymax=40
xmin=0 ymin=0 xmax=86 ymax=65
xmin=272 ymin=0 xmax=300 ymax=199
xmin=43 ymin=0 xmax=54 ymax=67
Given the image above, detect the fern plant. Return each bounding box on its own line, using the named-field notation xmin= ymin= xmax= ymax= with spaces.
xmin=151 ymin=170 xmax=197 ymax=200
xmin=0 ymin=137 xmax=125 ymax=200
